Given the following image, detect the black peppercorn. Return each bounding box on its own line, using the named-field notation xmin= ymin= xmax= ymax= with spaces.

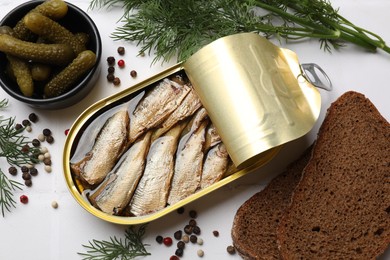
xmin=177 ymin=207 xmax=185 ymax=214
xmin=29 ymin=167 xmax=38 ymax=176
xmin=213 ymin=230 xmax=219 ymax=237
xmin=46 ymin=135 xmax=54 ymax=144
xmin=184 ymin=225 xmax=193 ymax=235
xmin=177 ymin=241 xmax=185 ymax=250
xmin=130 ymin=70 xmax=137 ymax=78
xmin=193 ymin=225 xmax=201 ymax=235
xmin=24 ymin=179 xmax=32 ymax=187
xmin=227 ymin=245 xmax=236 ymax=254
xmin=21 ymin=166 xmax=29 ymax=173
xmin=156 ymin=235 xmax=163 ymax=244
xmin=189 ymin=235 xmax=197 ymax=243
xmin=174 ymin=230 xmax=182 ymax=240
xmin=108 ymin=66 xmax=115 ymax=74
xmin=8 ymin=166 xmax=17 ymax=176
xmin=22 ymin=119 xmax=30 ymax=126
xmin=106 ymin=56 xmax=115 ymax=65
xmin=189 ymin=210 xmax=197 ymax=218
xmin=28 ymin=113 xmax=38 ymax=123
xmin=189 ymin=219 xmax=197 ymax=226
xmin=15 ymin=123 xmax=23 ymax=130
xmin=107 ymin=73 xmax=115 ymax=82
xmin=175 ymin=248 xmax=183 ymax=257
xmin=42 ymin=128 xmax=51 ymax=136
xmin=43 ymin=158 xmax=52 ymax=166
xmin=113 ymin=77 xmax=121 ymax=86
xmin=32 ymin=139 xmax=40 ymax=147
xmin=117 ymin=46 xmax=125 ymax=55
xmin=22 ymin=172 xmax=31 ymax=180
xmin=21 ymin=144 xmax=30 ymax=153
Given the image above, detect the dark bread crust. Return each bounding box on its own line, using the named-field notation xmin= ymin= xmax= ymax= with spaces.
xmin=277 ymin=91 xmax=390 ymax=259
xmin=231 ymin=146 xmax=313 ymax=259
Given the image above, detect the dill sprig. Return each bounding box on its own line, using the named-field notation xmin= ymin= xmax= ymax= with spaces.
xmin=78 ymin=225 xmax=151 ymax=259
xmin=0 ymin=169 xmax=23 ymax=217
xmin=90 ymin=0 xmax=390 ymax=63
xmin=0 ymin=99 xmax=41 ymax=217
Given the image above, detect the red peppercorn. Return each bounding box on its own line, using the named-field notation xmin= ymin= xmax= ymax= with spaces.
xmin=170 ymin=256 xmax=179 ymax=260
xmin=163 ymin=237 xmax=173 ymax=246
xmin=64 ymin=129 xmax=69 ymax=136
xmin=117 ymin=59 xmax=125 ymax=67
xmin=20 ymin=195 xmax=28 ymax=204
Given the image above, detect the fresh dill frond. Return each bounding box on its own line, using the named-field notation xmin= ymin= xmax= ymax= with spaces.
xmin=90 ymin=0 xmax=390 ymax=63
xmin=0 ymin=169 xmax=23 ymax=217
xmin=78 ymin=225 xmax=151 ymax=259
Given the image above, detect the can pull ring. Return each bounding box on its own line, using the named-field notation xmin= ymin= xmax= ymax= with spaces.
xmin=301 ymin=63 xmax=332 ymax=91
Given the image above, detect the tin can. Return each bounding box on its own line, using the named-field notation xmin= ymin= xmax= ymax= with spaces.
xmin=63 ymin=33 xmax=323 ymax=224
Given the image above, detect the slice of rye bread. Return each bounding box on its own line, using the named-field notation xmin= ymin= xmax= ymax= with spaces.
xmin=277 ymin=91 xmax=390 ymax=259
xmin=231 ymin=146 xmax=313 ymax=260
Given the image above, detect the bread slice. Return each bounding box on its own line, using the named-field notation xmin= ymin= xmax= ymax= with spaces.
xmin=277 ymin=91 xmax=390 ymax=259
xmin=231 ymin=146 xmax=313 ymax=259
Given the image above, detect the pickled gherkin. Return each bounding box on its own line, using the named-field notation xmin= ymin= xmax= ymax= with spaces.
xmin=7 ymin=55 xmax=34 ymax=97
xmin=44 ymin=50 xmax=97 ymax=98
xmin=0 ymin=34 xmax=75 ymax=66
xmin=13 ymin=0 xmax=68 ymax=41
xmin=24 ymin=12 xmax=85 ymax=55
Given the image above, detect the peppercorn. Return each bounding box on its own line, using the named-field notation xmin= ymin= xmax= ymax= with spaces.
xmin=117 ymin=46 xmax=125 ymax=55
xmin=22 ymin=119 xmax=30 ymax=126
xmin=117 ymin=59 xmax=125 ymax=67
xmin=108 ymin=66 xmax=115 ymax=74
xmin=182 ymin=234 xmax=189 ymax=243
xmin=29 ymin=167 xmax=38 ymax=176
xmin=28 ymin=113 xmax=38 ymax=123
xmin=21 ymin=144 xmax=30 ymax=153
xmin=38 ymin=133 xmax=45 ymax=142
xmin=106 ymin=56 xmax=115 ymax=65
xmin=32 ymin=138 xmax=40 ymax=147
xmin=42 ymin=128 xmax=51 ymax=136
xmin=43 ymin=158 xmax=52 ymax=166
xmin=177 ymin=207 xmax=185 ymax=214
xmin=156 ymin=235 xmax=163 ymax=244
xmin=64 ymin=129 xmax=69 ymax=136
xmin=189 ymin=210 xmax=197 ymax=218
xmin=213 ymin=230 xmax=219 ymax=237
xmin=169 ymin=256 xmax=179 ymax=260
xmin=22 ymin=172 xmax=31 ymax=180
xmin=21 ymin=166 xmax=29 ymax=173
xmin=15 ymin=123 xmax=23 ymax=130
xmin=46 ymin=135 xmax=54 ymax=144
xmin=193 ymin=226 xmax=201 ymax=235
xmin=113 ymin=77 xmax=121 ymax=86
xmin=189 ymin=219 xmax=197 ymax=226
xmin=184 ymin=224 xmax=193 ymax=235
xmin=163 ymin=237 xmax=173 ymax=246
xmin=175 ymin=248 xmax=183 ymax=257
xmin=227 ymin=245 xmax=236 ymax=254
xmin=197 ymin=238 xmax=203 ymax=245
xmin=51 ymin=201 xmax=58 ymax=209
xmin=190 ymin=235 xmax=197 ymax=243
xmin=8 ymin=166 xmax=17 ymax=176
xmin=177 ymin=241 xmax=185 ymax=250
xmin=130 ymin=70 xmax=137 ymax=78
xmin=24 ymin=179 xmax=32 ymax=187
xmin=20 ymin=195 xmax=28 ymax=204
xmin=107 ymin=73 xmax=115 ymax=82
xmin=174 ymin=230 xmax=182 ymax=240
xmin=197 ymin=249 xmax=204 ymax=257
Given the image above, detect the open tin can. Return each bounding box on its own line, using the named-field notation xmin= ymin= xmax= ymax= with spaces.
xmin=63 ymin=33 xmax=326 ymax=224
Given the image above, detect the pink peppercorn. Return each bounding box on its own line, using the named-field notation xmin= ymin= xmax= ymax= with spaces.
xmin=20 ymin=195 xmax=28 ymax=204
xmin=117 ymin=59 xmax=125 ymax=67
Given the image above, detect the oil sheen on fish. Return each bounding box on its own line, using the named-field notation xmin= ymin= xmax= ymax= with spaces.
xmin=129 ymin=78 xmax=191 ymax=143
xmin=200 ymin=143 xmax=229 ymax=189
xmin=88 ymin=131 xmax=152 ymax=215
xmin=152 ymin=87 xmax=202 ymax=141
xmin=70 ymin=109 xmax=129 ymax=186
xmin=167 ymin=119 xmax=208 ymax=205
xmin=128 ymin=121 xmax=187 ymax=216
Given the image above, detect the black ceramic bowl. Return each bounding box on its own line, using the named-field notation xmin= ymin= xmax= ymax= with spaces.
xmin=0 ymin=0 xmax=101 ymax=109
